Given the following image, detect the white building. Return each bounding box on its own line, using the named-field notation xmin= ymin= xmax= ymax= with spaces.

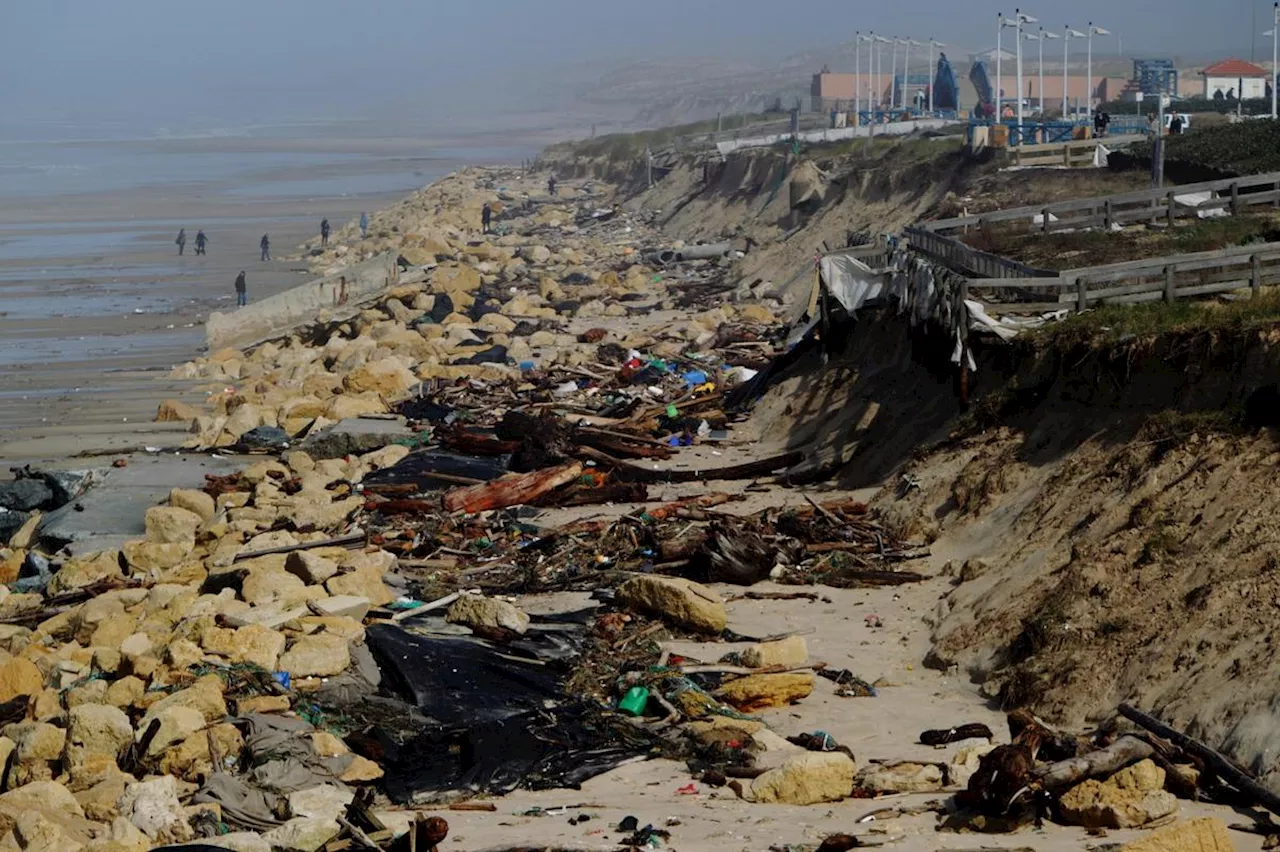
xmin=1201 ymin=58 xmax=1270 ymax=100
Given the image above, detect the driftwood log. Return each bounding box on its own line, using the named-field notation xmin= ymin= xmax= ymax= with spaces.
xmin=1119 ymin=703 xmax=1280 ymax=818
xmin=1034 ymin=735 xmax=1154 ymax=793
xmin=442 ymin=462 xmax=583 ymax=513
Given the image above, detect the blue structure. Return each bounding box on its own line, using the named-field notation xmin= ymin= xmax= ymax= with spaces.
xmin=932 ymin=53 xmax=960 ymax=111
xmin=1134 ymin=59 xmax=1179 ymax=98
xmin=969 ymin=60 xmax=996 ymax=119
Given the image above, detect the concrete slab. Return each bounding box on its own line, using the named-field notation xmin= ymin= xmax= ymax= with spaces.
xmin=300 ymin=417 xmax=414 ymax=459
xmin=40 ymin=452 xmax=241 ymax=555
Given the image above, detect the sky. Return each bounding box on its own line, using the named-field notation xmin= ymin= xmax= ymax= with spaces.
xmin=0 ymin=0 xmax=1269 ymax=136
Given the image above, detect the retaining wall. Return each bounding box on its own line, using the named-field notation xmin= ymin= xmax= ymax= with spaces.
xmin=205 ymin=253 xmax=400 ymax=351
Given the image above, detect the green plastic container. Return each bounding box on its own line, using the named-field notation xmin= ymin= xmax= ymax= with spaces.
xmin=618 ymin=686 xmax=650 ymax=716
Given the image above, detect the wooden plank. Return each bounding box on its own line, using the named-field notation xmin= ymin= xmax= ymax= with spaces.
xmin=979 ymin=300 xmax=1076 ymax=314
xmin=965 ymin=278 xmax=1068 ymax=288
xmin=1104 ymin=279 xmax=1253 ymax=305
xmin=1064 ymin=242 xmax=1280 ymax=279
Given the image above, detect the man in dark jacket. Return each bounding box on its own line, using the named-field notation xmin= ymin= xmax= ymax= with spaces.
xmin=234 ymin=271 xmax=247 ymax=307
xmin=195 ymin=230 xmax=208 ymax=255
xmin=175 ymin=228 xmax=186 ymax=256
xmin=260 ymin=234 xmax=271 ymax=262
xmin=320 ymin=218 xmax=331 ymax=248
xmin=481 ymin=203 xmax=492 ymax=234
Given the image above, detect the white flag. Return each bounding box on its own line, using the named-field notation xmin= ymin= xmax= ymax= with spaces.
xmin=1068 ymin=29 xmax=1086 ymax=38
xmin=1019 ymin=12 xmax=1039 ymax=23
xmin=1092 ymin=25 xmax=1111 ymax=35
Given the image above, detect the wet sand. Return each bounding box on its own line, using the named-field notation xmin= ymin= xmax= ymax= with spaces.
xmin=0 ymin=133 xmax=534 ymax=469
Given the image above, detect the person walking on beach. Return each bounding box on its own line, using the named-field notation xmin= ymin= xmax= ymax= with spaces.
xmin=320 ymin=218 xmax=331 ymax=248
xmin=175 ymin=228 xmax=186 ymax=256
xmin=234 ymin=271 xmax=247 ymax=307
xmin=260 ymin=234 xmax=271 ymax=262
xmin=360 ymin=212 xmax=369 ymax=238
xmin=194 ymin=230 xmax=207 ymax=256
xmin=547 ymin=174 xmax=557 ymax=196
xmin=481 ymin=203 xmax=492 ymax=235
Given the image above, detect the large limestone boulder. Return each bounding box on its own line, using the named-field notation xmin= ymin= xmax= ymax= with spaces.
xmin=144 ymin=507 xmax=202 ymax=545
xmin=1059 ymin=760 xmax=1178 ymax=828
xmin=0 ymin=657 xmax=44 ymax=701
xmin=715 ymin=673 xmax=814 ymax=712
xmin=615 ymin=576 xmax=726 ymax=634
xmin=154 ymin=399 xmax=201 ymax=423
xmin=50 ymin=550 xmax=124 ymax=595
xmin=66 ymin=704 xmax=134 ymax=759
xmin=279 ymin=635 xmax=350 ymax=678
xmin=446 ymin=595 xmax=530 ymax=635
xmin=169 ymin=488 xmax=216 ymax=522
xmin=342 ymin=358 xmax=418 ymax=397
xmin=748 ymin=752 xmax=856 ymax=805
xmin=856 ymin=761 xmax=945 ymax=794
xmin=741 ymin=636 xmax=808 ymax=669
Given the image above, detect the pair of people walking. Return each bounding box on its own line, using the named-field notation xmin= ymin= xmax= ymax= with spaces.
xmin=175 ymin=229 xmax=207 ymax=256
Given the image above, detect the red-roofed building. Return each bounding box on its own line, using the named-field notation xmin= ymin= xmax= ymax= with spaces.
xmin=1201 ymin=59 xmax=1271 ymax=100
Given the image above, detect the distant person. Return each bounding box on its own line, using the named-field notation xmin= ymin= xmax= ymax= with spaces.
xmin=194 ymin=230 xmax=207 ymax=256
xmin=320 ymin=218 xmax=331 ymax=248
xmin=234 ymin=271 xmax=247 ymax=307
xmin=260 ymin=233 xmax=271 ymax=262
xmin=1170 ymin=112 xmax=1185 ymax=135
xmin=1147 ymin=112 xmax=1159 ymax=135
xmin=175 ymin=228 xmax=186 ymax=256
xmin=547 ymin=175 xmax=557 ymax=195
xmin=481 ymin=203 xmax=492 ymax=234
xmin=360 ymin=211 xmax=369 ymax=238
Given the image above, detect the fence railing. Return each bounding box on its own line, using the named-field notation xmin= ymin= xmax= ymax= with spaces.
xmin=905 ymin=227 xmax=1060 ymax=279
xmin=1009 ymin=135 xmax=1144 ymax=169
xmin=959 ymin=242 xmax=1280 ymax=314
xmin=918 ymin=170 xmax=1280 ymax=235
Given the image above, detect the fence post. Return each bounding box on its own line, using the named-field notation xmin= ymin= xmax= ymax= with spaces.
xmin=1042 ymin=207 xmax=1050 ymax=233
xmin=1252 ymin=254 xmax=1262 ymax=299
xmin=1104 ymin=199 xmax=1113 ymax=231
xmin=1274 ymin=180 xmax=1279 ymax=209
xmin=1063 ymin=144 xmax=1072 ymax=168
xmin=1164 ymin=264 xmax=1175 ymax=303
xmin=1231 ymin=181 xmax=1240 ymax=215
xmin=1167 ymin=191 xmax=1176 ymax=228
xmin=1075 ymin=276 xmax=1087 ymax=313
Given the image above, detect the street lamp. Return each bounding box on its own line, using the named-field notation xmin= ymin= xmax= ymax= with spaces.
xmin=1024 ymin=31 xmax=1040 ymax=117
xmin=1268 ymin=2 xmax=1279 ymax=119
xmin=855 ymin=32 xmax=867 ymax=118
xmin=928 ymin=39 xmax=946 ymax=114
xmin=890 ymin=37 xmax=901 ymax=110
xmin=1087 ymin=21 xmax=1111 ymax=120
xmin=1039 ymin=29 xmax=1059 ymax=115
xmin=904 ymin=39 xmax=921 ymax=109
xmin=875 ymin=35 xmax=892 ymax=110
xmin=1015 ymin=10 xmax=1038 ymax=136
xmin=1064 ymin=27 xmax=1086 ymax=119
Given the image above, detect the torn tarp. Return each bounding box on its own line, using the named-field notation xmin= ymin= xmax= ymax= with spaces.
xmin=363 ymin=623 xmax=660 ymax=803
xmin=819 ymin=253 xmax=884 ymax=315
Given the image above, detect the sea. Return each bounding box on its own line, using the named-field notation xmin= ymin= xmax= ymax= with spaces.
xmin=0 ymin=121 xmax=534 ymax=434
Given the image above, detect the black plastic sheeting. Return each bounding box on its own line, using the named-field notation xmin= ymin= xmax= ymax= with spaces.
xmin=360 ymin=451 xmax=511 ymax=491
xmin=366 ymin=625 xmax=565 ymax=727
xmin=362 ymin=624 xmax=661 ymax=804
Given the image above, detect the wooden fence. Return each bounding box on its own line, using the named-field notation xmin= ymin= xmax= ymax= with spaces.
xmin=905 ymin=227 xmax=1059 ymax=279
xmin=959 ymin=242 xmax=1280 ymax=314
xmin=918 ymin=170 xmax=1280 ymax=235
xmin=1009 ymin=135 xmax=1144 ymax=169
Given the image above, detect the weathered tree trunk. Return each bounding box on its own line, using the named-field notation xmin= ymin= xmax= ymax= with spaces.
xmin=1035 ymin=735 xmax=1154 ymax=793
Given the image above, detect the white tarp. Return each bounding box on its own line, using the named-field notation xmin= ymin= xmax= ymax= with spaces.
xmin=820 ymin=253 xmax=883 ymax=314
xmin=1173 ymin=191 xmax=1228 ymax=219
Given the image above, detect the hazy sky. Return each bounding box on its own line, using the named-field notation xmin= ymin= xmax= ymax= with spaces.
xmin=0 ymin=0 xmax=1268 ymax=134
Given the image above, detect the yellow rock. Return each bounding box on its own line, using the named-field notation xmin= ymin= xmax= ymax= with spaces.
xmin=741 ymin=636 xmax=808 ymax=669
xmin=749 ymin=752 xmax=856 ymax=805
xmin=715 ymin=673 xmax=815 ymax=712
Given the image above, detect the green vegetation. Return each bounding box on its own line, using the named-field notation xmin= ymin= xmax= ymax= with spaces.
xmin=1035 ymin=289 xmax=1280 ymax=344
xmin=968 ymin=213 xmax=1280 ymax=270
xmin=1099 ymin=97 xmax=1275 ymax=118
xmin=548 ymin=113 xmax=779 ymax=162
xmin=1128 ymin=119 xmax=1280 ymax=176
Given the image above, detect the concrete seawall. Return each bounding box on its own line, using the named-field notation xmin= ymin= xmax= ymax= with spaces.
xmin=205 ymin=253 xmax=400 ymax=351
